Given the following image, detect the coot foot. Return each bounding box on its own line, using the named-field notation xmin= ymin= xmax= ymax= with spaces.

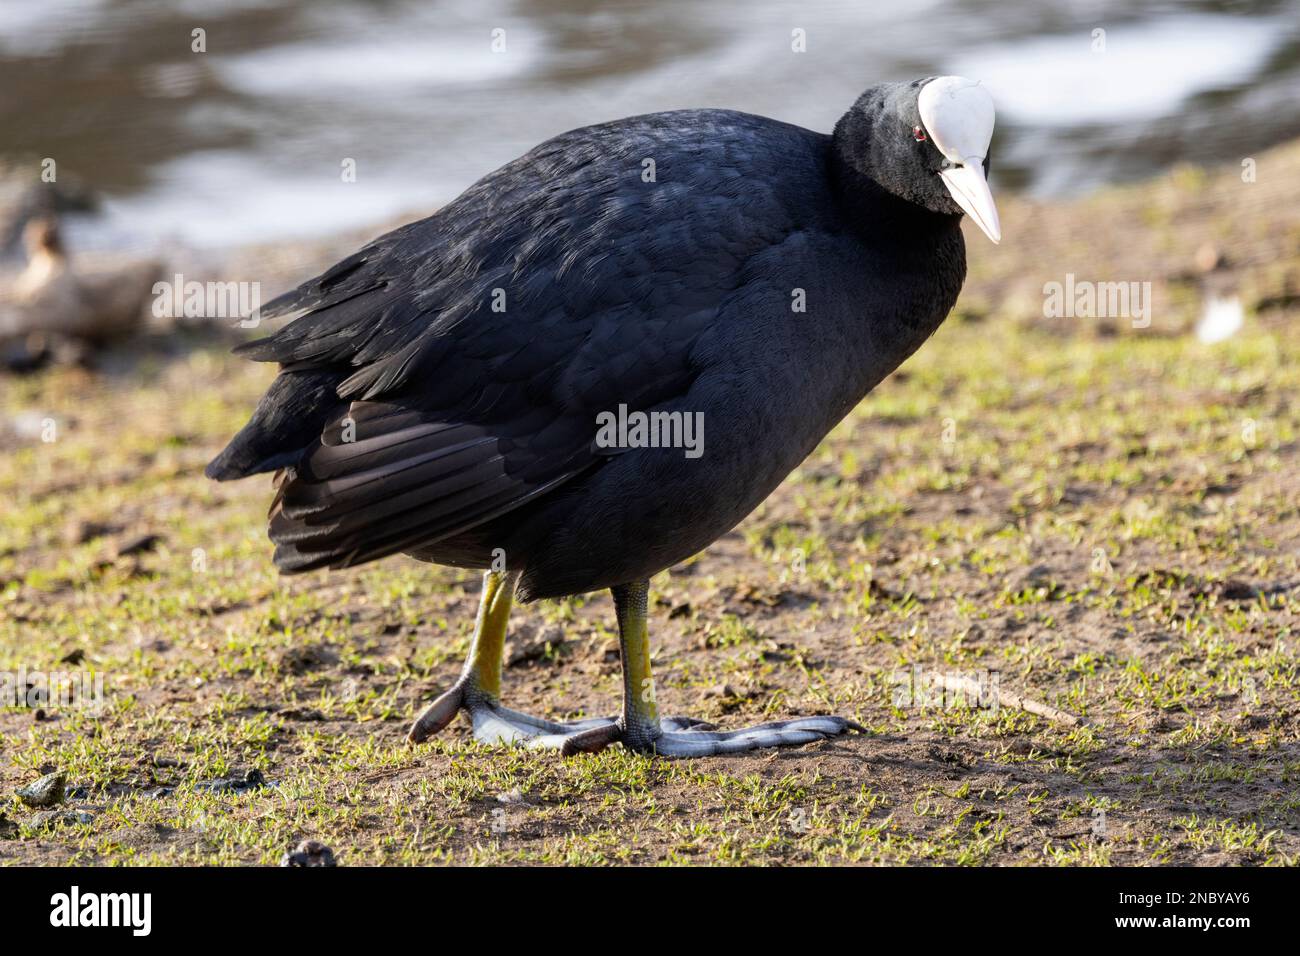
xmin=644 ymin=715 xmax=861 ymax=757
xmin=469 ymin=697 xmax=615 ymax=748
xmin=558 ymin=715 xmax=860 ymax=757
xmin=408 ymin=678 xmax=616 ymax=746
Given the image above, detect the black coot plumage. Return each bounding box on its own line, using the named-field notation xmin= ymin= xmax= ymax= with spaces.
xmin=209 ymin=75 xmax=1001 ymax=756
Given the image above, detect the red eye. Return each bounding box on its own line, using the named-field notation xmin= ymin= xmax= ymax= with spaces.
xmin=912 ymin=125 xmax=927 ymax=142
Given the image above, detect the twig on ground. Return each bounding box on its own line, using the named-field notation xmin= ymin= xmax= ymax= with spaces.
xmin=932 ymin=672 xmax=1087 ymax=727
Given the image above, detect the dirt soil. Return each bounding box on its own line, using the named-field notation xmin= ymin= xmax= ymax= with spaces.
xmin=0 ymin=142 xmax=1297 ymax=865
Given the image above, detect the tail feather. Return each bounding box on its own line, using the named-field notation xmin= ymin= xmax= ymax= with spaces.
xmin=205 ymin=369 xmax=344 ymax=481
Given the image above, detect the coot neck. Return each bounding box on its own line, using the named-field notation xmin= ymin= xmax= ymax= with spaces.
xmin=825 ymin=122 xmax=969 ymax=352
xmin=827 ymin=131 xmax=960 ymax=248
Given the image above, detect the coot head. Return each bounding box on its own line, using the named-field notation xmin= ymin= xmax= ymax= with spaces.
xmin=835 ymin=75 xmax=1001 ymax=243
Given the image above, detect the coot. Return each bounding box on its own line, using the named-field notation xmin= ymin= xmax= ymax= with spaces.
xmin=209 ymin=75 xmax=1001 ymax=756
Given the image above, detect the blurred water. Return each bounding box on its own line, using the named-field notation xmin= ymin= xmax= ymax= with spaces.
xmin=2 ymin=0 xmax=1298 ymax=249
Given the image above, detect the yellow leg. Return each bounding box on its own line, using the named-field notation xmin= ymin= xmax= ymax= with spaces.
xmin=613 ymin=580 xmax=660 ymax=748
xmin=408 ymin=569 xmax=518 ymax=742
xmin=459 ymin=568 xmax=518 ymax=701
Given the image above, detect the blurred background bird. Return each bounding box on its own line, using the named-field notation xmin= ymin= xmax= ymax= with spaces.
xmin=1 ymin=215 xmax=160 ymax=369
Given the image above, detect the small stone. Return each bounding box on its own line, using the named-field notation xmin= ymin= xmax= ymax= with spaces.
xmin=496 ymin=788 xmax=527 ymax=805
xmin=277 ymin=707 xmax=326 ymax=721
xmin=30 ymin=809 xmax=94 ymax=829
xmin=280 ymin=839 xmax=337 ymax=867
xmin=16 ymin=771 xmax=65 ymax=808
xmin=1220 ymin=579 xmax=1258 ymax=602
xmin=194 ymin=767 xmax=270 ymax=794
xmin=278 ymin=642 xmax=337 ymax=675
xmin=114 ymin=533 xmax=161 ymax=558
xmin=506 ymin=624 xmax=564 ymax=667
xmin=759 ymin=643 xmax=792 ymax=663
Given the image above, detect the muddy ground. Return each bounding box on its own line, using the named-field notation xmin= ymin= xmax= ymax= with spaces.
xmin=0 ymin=143 xmax=1297 ymax=865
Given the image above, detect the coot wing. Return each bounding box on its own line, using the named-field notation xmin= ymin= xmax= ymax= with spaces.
xmin=225 ymin=111 xmax=822 ymax=571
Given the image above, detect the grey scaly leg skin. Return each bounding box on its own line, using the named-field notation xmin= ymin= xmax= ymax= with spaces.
xmin=407 ymin=569 xmax=614 ymax=747
xmin=560 ymin=580 xmax=862 ymax=757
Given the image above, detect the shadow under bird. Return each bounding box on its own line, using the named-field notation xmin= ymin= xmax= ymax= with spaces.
xmin=209 ymin=75 xmax=1001 ymax=757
